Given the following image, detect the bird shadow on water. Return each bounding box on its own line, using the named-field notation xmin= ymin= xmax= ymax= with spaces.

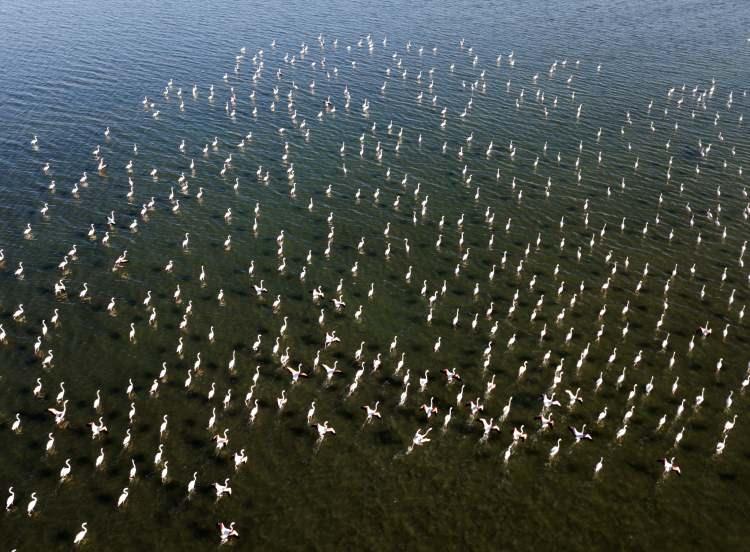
xmin=187 ymin=518 xmax=214 ymax=542
xmin=53 ymin=528 xmax=72 ymax=546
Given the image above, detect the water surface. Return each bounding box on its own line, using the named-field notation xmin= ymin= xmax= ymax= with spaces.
xmin=0 ymin=0 xmax=749 ymax=549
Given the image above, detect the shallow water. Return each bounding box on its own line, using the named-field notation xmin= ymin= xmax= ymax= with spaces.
xmin=1 ymin=0 xmax=749 ymax=549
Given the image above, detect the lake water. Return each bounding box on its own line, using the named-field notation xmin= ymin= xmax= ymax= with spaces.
xmin=0 ymin=0 xmax=749 ymax=549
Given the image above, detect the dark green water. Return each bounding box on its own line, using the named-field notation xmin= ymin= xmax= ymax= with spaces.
xmin=1 ymin=0 xmax=749 ymax=549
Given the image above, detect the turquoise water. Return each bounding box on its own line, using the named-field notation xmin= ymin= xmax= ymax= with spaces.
xmin=1 ymin=0 xmax=749 ymax=549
